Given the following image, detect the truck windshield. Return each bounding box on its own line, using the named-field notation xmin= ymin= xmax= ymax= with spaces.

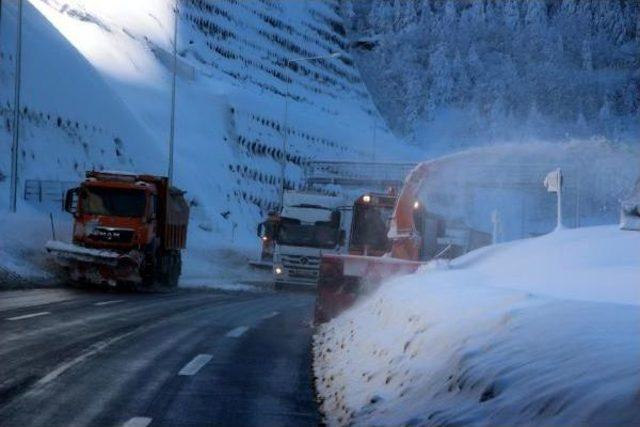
xmin=351 ymin=205 xmax=394 ymax=252
xmin=276 ymin=217 xmax=339 ymax=249
xmin=82 ymin=187 xmax=147 ymax=217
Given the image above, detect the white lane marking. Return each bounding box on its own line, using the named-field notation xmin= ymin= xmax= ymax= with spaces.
xmin=94 ymin=300 xmax=124 ymax=306
xmin=226 ymin=326 xmax=249 ymax=338
xmin=37 ymin=330 xmax=136 ymax=386
xmin=122 ymin=417 xmax=153 ymax=427
xmin=262 ymin=311 xmax=280 ymax=320
xmin=6 ymin=311 xmax=50 ymax=321
xmin=178 ymin=354 xmax=213 ymax=376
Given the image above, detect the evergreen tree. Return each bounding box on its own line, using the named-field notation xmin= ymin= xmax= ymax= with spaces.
xmin=418 ymin=0 xmax=432 ymax=28
xmin=524 ymin=0 xmax=547 ymax=28
xmin=503 ymin=0 xmax=520 ymax=32
xmin=581 ymin=39 xmax=593 ymax=71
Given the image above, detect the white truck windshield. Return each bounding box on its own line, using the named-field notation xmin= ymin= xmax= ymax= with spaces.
xmin=276 ymin=218 xmax=339 ymax=249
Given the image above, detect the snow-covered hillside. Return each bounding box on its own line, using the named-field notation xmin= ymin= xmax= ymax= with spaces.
xmin=0 ymin=0 xmax=411 ymax=282
xmin=314 ymin=225 xmax=640 ymax=426
xmin=344 ymin=0 xmax=640 ymax=152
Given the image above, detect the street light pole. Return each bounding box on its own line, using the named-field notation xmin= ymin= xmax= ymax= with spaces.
xmin=9 ymin=0 xmax=23 ymax=212
xmin=280 ymin=52 xmax=341 ymax=208
xmin=167 ymin=2 xmax=178 ymax=184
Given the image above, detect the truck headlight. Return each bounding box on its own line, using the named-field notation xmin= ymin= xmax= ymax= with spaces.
xmin=274 ymin=265 xmax=284 ymax=275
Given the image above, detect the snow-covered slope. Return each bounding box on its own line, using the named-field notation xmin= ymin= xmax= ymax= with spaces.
xmin=344 ymin=0 xmax=640 ymax=152
xmin=0 ymin=0 xmax=411 ymax=282
xmin=314 ymin=226 xmax=640 ymax=426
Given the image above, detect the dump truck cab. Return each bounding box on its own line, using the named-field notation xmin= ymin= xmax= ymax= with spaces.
xmin=48 ymin=171 xmax=189 ymax=288
xmin=66 ymin=173 xmax=160 ymax=251
xmin=272 ymin=191 xmax=346 ymax=288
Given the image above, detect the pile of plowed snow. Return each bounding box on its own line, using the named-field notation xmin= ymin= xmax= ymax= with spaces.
xmin=314 ymin=226 xmax=640 ymax=426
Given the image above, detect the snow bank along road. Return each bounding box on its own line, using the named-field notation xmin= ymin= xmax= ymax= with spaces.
xmin=314 ymin=226 xmax=640 ymax=426
xmin=0 ymin=288 xmax=318 ymax=426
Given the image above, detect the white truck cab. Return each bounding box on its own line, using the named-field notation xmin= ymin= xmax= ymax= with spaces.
xmin=272 ymin=191 xmax=348 ymax=288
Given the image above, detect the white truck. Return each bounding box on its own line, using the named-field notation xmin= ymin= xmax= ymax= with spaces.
xmin=272 ymin=191 xmax=349 ymax=288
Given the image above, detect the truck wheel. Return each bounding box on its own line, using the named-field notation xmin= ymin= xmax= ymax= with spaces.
xmin=141 ymin=254 xmax=159 ymax=288
xmin=169 ymin=252 xmax=181 ymax=287
xmin=173 ymin=252 xmax=182 ymax=287
xmin=160 ymin=252 xmax=180 ymax=288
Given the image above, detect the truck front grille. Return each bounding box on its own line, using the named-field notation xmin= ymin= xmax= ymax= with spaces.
xmin=280 ymin=255 xmax=321 ymax=283
xmin=281 ymin=254 xmax=320 ymax=267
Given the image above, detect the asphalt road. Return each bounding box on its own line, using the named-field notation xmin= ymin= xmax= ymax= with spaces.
xmin=0 ymin=287 xmax=319 ymax=427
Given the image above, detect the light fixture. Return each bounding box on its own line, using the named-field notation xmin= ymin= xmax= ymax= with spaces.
xmin=261 ymin=236 xmax=268 ymax=241
xmin=363 ymin=194 xmax=371 ymax=203
xmin=413 ymin=201 xmax=420 ymax=210
xmin=274 ymin=266 xmax=283 ymax=275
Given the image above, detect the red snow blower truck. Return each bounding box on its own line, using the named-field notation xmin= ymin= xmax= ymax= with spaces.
xmin=314 ymin=162 xmax=491 ymax=323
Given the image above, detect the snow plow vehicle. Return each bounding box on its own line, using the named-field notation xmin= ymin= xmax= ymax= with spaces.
xmin=46 ymin=171 xmax=189 ymax=288
xmin=271 ymin=191 xmax=348 ymax=289
xmin=315 ymin=162 xmax=491 ymax=323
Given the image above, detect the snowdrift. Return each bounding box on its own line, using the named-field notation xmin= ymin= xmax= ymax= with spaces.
xmin=314 ymin=226 xmax=640 ymax=426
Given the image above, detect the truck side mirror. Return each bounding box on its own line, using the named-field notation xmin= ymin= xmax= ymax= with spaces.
xmin=147 ymin=194 xmax=158 ymax=223
xmin=64 ymin=188 xmax=79 ymax=216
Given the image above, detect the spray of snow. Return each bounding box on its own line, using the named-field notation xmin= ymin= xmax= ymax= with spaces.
xmin=414 ymin=140 xmax=639 ymax=240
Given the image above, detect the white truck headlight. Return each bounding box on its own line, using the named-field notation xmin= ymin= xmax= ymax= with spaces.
xmin=274 ymin=265 xmax=284 ymax=275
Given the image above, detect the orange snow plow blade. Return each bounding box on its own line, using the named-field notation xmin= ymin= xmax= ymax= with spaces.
xmin=314 ymin=253 xmax=423 ymax=324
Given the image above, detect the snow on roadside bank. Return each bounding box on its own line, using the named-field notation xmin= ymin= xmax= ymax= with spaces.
xmin=0 ymin=209 xmax=70 ymax=284
xmin=314 ymin=226 xmax=640 ymax=426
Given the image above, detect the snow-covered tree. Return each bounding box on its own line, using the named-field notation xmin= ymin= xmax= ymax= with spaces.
xmin=503 ymin=0 xmax=520 ymax=32
xmin=343 ymin=0 xmax=639 ymax=144
xmin=393 ymin=0 xmax=417 ymax=31
xmin=581 ymin=39 xmax=593 ymax=71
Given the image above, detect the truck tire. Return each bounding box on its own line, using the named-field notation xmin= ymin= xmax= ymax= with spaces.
xmin=160 ymin=251 xmax=180 ymax=288
xmin=141 ymin=256 xmax=158 ymax=288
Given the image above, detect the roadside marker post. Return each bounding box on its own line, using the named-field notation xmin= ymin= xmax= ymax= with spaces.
xmin=544 ymin=168 xmax=563 ymax=230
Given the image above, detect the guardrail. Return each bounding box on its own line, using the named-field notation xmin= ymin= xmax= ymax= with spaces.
xmin=23 ymin=179 xmax=77 ymax=209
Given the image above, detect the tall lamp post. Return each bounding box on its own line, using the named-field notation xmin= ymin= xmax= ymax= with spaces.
xmin=167 ymin=2 xmax=178 ymax=184
xmin=9 ymin=0 xmax=23 ymax=212
xmin=280 ymin=52 xmax=341 ymax=208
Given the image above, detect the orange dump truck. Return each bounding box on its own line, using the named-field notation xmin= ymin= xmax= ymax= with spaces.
xmin=46 ymin=171 xmax=189 ymax=288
